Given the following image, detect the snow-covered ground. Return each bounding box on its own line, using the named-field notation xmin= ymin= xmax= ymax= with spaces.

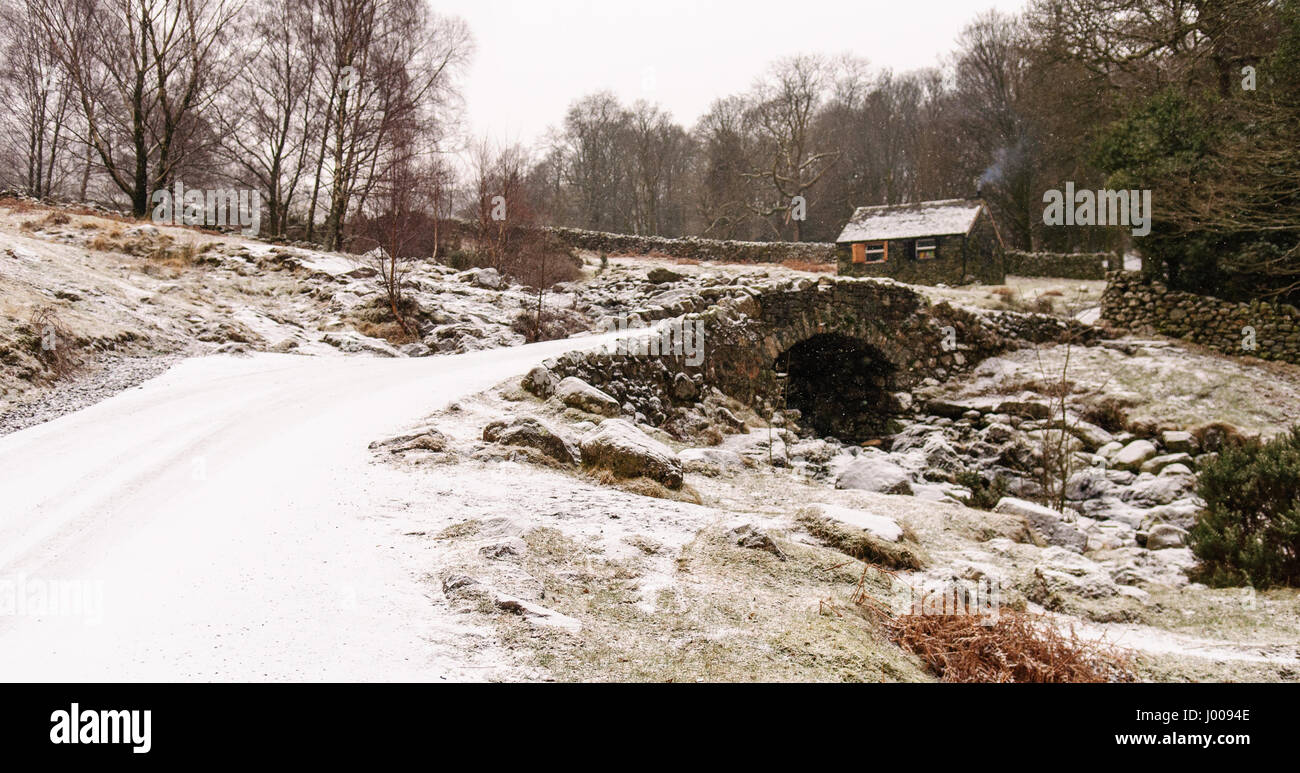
xmin=0 ymin=335 xmax=618 ymax=681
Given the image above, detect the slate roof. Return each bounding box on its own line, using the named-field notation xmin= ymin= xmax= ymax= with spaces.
xmin=836 ymin=198 xmax=985 ymax=243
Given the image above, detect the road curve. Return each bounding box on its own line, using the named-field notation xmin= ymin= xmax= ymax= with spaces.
xmin=0 ymin=334 xmax=613 ymax=681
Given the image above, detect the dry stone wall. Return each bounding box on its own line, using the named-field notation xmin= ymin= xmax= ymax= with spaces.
xmin=1101 ymin=272 xmax=1300 ymax=364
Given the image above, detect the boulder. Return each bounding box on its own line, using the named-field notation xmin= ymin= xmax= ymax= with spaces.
xmin=1096 ymin=440 xmax=1124 ymax=462
xmin=1145 ymin=524 xmax=1189 ymax=550
xmin=1069 ymin=420 xmax=1115 ymax=451
xmin=1113 ymin=439 xmax=1158 ymax=470
xmin=1139 ymin=452 xmax=1194 ymax=475
xmin=522 ymin=365 xmax=559 ymax=397
xmin=465 ymin=267 xmax=505 ymax=290
xmin=1122 ymin=469 xmax=1197 ymax=506
xmin=1031 ymin=547 xmax=1120 ymax=599
xmin=671 ymin=372 xmax=698 ymax=401
xmin=400 ymin=342 xmax=432 ymax=358
xmin=647 ymin=267 xmax=685 ymax=284
xmin=835 ymin=456 xmax=914 ymax=495
xmin=996 ymin=400 xmax=1052 ymax=420
xmin=1161 ymin=430 xmax=1198 ymax=455
xmin=803 ymin=503 xmax=904 ymax=542
xmin=580 ymin=419 xmax=683 ymax=489
xmin=680 ymin=447 xmax=744 ymax=473
xmin=368 ymin=428 xmax=448 ymax=454
xmin=483 ymin=416 xmax=580 ymax=465
xmin=556 ymin=377 xmax=621 ymax=417
xmin=729 ymin=524 xmax=787 ymax=560
xmin=994 ymin=497 xmax=1089 ymax=553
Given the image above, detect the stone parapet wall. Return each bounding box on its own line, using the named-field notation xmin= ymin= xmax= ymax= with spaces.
xmin=1101 ymin=271 xmax=1300 ymax=364
xmin=1005 ymin=250 xmax=1110 ymax=280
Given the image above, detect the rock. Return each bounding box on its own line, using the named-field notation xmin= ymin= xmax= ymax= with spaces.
xmin=556 ymin=377 xmax=621 ymax=417
xmin=1096 ymin=440 xmax=1124 ymax=462
xmin=1161 ymin=430 xmax=1198 ymax=454
xmin=803 ymin=503 xmax=904 ymax=542
xmin=483 ymin=416 xmax=580 ymax=465
xmin=994 ymin=497 xmax=1089 ymax=552
xmin=1064 ymin=469 xmax=1115 ymax=501
xmin=522 ymin=365 xmax=559 ymax=398
xmin=996 ymin=400 xmax=1052 ymax=420
xmin=479 ymin=537 xmax=527 ymax=559
xmin=345 ymin=264 xmax=378 ymax=279
xmin=1139 ymin=452 xmax=1193 ymax=475
xmin=671 ymin=372 xmax=698 ymax=401
xmin=835 ymin=456 xmax=914 ymax=495
xmin=1139 ymin=501 xmax=1202 ymax=531
xmin=399 ymin=342 xmax=432 ymax=358
xmin=465 ymin=267 xmax=505 ymax=290
xmin=369 ymin=428 xmax=448 ymax=454
xmin=1069 ymin=420 xmax=1115 ymax=450
xmin=647 ymin=267 xmax=684 ymax=284
xmin=1030 ymin=547 xmax=1120 ymax=599
xmin=729 ymin=524 xmax=787 ymax=560
xmin=492 ymin=594 xmax=582 ymax=632
xmin=714 ymin=407 xmax=747 ymax=432
xmin=322 ymin=331 xmax=400 ymax=357
xmin=1123 ymin=469 xmax=1196 ymax=506
xmin=1113 ymin=439 xmax=1158 ymax=470
xmin=920 ymin=433 xmax=963 ymax=474
xmin=1145 ymin=524 xmax=1189 ymax=550
xmin=1099 ymin=546 xmax=1195 ymax=588
xmin=680 ymin=447 xmax=744 ymax=472
xmin=980 ymin=421 xmax=1016 ymax=444
xmin=579 ymin=419 xmax=683 ymax=489
xmin=924 ymin=399 xmax=970 ymax=419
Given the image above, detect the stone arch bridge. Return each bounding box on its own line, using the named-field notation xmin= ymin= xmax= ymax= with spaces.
xmin=540 ymin=276 xmax=1090 ymax=442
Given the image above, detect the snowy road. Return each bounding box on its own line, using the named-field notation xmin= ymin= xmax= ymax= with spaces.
xmin=0 ymin=336 xmax=612 ymax=682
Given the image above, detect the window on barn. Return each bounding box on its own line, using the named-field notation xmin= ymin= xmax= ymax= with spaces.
xmin=852 ymin=243 xmax=866 ymax=263
xmin=862 ymin=241 xmax=887 ymax=263
xmin=916 ymin=238 xmax=937 ymax=260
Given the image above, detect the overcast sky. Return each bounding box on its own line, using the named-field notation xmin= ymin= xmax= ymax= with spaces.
xmin=433 ymin=0 xmax=1030 ymax=149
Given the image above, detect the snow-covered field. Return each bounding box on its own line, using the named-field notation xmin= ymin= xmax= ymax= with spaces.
xmin=3 ymin=202 xmax=1298 ymax=683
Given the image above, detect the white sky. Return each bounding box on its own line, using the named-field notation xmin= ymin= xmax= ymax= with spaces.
xmin=433 ymin=0 xmax=1030 ymax=149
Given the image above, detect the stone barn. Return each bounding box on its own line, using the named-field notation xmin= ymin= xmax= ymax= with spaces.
xmin=835 ymin=198 xmax=1005 ymax=285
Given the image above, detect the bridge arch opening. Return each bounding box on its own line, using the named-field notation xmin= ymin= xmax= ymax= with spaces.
xmin=776 ymin=333 xmax=898 ymax=442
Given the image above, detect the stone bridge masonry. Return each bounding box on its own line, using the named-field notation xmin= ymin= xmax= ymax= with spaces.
xmin=537 ymin=275 xmax=1096 ymax=440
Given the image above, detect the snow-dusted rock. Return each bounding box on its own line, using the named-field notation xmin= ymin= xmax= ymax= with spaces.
xmin=579 ymin=419 xmax=683 ymax=489
xmin=1031 ymin=547 xmax=1120 ymax=599
xmin=1161 ymin=430 xmax=1198 ymax=454
xmin=994 ymin=497 xmax=1088 ymax=552
xmin=1069 ymin=420 xmax=1115 ymax=451
xmin=522 ymin=365 xmax=559 ymax=397
xmin=556 ymin=377 xmax=621 ymax=417
xmin=803 ymin=503 xmax=904 ymax=542
xmin=1122 ymin=469 xmax=1197 ymax=506
xmin=1145 ymin=524 xmax=1189 ymax=550
xmin=835 ymin=455 xmax=913 ymax=495
xmin=459 ymin=267 xmax=505 ymax=290
xmin=1139 ymin=452 xmax=1193 ymax=474
xmin=1096 ymin=440 xmax=1124 ymax=462
xmin=483 ymin=416 xmax=580 ymax=465
xmin=680 ymin=447 xmax=744 ymax=472
xmin=1113 ymin=439 xmax=1158 ymax=470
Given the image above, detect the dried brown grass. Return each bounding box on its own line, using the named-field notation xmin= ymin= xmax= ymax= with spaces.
xmin=780 ymin=258 xmax=835 ymax=274
xmin=884 ymin=610 xmax=1134 ymax=683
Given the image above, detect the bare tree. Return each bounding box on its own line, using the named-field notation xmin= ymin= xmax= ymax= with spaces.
xmin=33 ymin=0 xmax=244 ymax=215
xmin=743 ymin=54 xmax=838 ymax=241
